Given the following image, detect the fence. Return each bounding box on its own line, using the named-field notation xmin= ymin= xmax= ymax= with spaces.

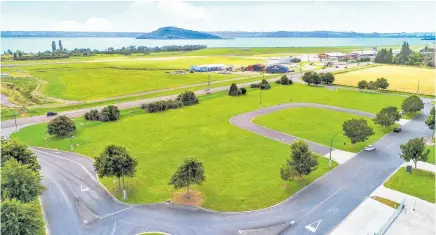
xmin=373 ymin=198 xmax=406 ymax=235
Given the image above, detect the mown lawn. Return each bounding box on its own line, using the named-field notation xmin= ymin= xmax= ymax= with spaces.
xmin=427 ymin=146 xmax=435 ymax=165
xmin=384 ymin=167 xmax=435 ymax=203
xmin=334 ymin=65 xmax=436 ymax=95
xmin=253 ymin=107 xmax=397 ymax=152
xmin=17 ymin=56 xmax=264 ymax=101
xmin=12 ymin=84 xmax=406 ymax=211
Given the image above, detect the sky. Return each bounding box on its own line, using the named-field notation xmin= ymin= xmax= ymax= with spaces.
xmin=1 ymin=1 xmax=435 ymax=33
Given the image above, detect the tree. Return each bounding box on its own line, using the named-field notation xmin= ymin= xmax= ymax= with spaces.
xmin=1 ymin=199 xmax=45 ymax=235
xmin=342 ymin=118 xmax=375 ymax=144
xmin=259 ymin=79 xmax=271 ymax=90
xmin=47 ymin=115 xmax=76 ymax=137
xmin=280 ymin=75 xmax=291 ymax=85
xmin=176 ymin=91 xmax=199 ymax=106
xmin=58 ymin=40 xmax=63 ymax=51
xmin=0 ymin=138 xmax=40 ymax=172
xmin=280 ymin=140 xmax=318 ymax=181
xmin=84 ymin=109 xmax=100 ymax=121
xmin=357 ymin=80 xmax=368 ymax=89
xmin=400 ymin=138 xmax=430 ymax=168
xmin=94 ymin=145 xmax=137 ymax=190
xmin=168 ymin=157 xmax=205 ymax=199
xmin=99 ymin=105 xmax=120 ymax=122
xmin=320 ymin=72 xmax=335 ymax=84
xmin=402 ymin=95 xmax=424 ymax=114
xmin=374 ymin=106 xmax=402 ymax=128
xmin=367 ymin=81 xmax=377 ymax=90
xmin=375 ymin=77 xmax=389 ymax=90
xmin=302 ymin=71 xmax=320 ymax=85
xmin=228 ymin=83 xmax=239 ymax=96
xmin=51 ymin=41 xmax=56 ymax=52
xmin=395 ymin=41 xmax=412 ymax=65
xmin=426 ymin=106 xmax=435 ymax=139
xmin=1 ymin=159 xmax=45 ymax=203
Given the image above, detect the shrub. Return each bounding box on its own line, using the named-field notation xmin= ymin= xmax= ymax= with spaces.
xmin=275 ymin=79 xmax=282 ymax=84
xmin=260 ymin=79 xmax=270 ymax=90
xmin=47 ymin=116 xmax=76 ymax=137
xmin=141 ymin=100 xmax=168 ymax=113
xmin=357 ymin=80 xmax=368 ymax=89
xmin=250 ymin=83 xmax=260 ymax=88
xmin=166 ymin=100 xmax=183 ymax=110
xmin=176 ymin=91 xmax=199 ymax=106
xmin=228 ymin=83 xmax=239 ymax=96
xmin=99 ymin=105 xmax=120 ymax=122
xmin=280 ymin=75 xmax=291 ymax=85
xmin=84 ymin=109 xmax=99 ymax=121
xmin=240 ymin=87 xmax=247 ymax=95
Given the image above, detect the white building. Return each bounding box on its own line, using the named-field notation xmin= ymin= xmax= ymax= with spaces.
xmin=325 ymin=52 xmax=347 ymax=59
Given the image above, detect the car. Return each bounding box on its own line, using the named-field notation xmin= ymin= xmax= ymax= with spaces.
xmin=365 ymin=145 xmax=376 ymax=151
xmin=344 ymin=66 xmax=348 ymax=68
xmin=393 ymin=127 xmax=402 ymax=132
xmin=335 ymin=65 xmax=339 ymax=68
xmin=46 ymin=111 xmax=58 ymax=117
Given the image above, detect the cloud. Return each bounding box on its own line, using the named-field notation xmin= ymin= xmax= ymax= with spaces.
xmin=56 ymin=17 xmax=112 ymax=31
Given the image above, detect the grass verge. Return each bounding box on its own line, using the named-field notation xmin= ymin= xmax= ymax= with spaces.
xmin=371 ymin=196 xmax=400 ymax=209
xmin=253 ymin=107 xmax=397 ymax=152
xmin=384 ymin=167 xmax=435 ymax=203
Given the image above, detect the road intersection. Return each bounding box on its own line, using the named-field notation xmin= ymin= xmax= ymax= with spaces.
xmin=17 ymin=100 xmax=432 ymax=235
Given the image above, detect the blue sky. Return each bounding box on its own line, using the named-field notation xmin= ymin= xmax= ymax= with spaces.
xmin=1 ymin=1 xmax=435 ymax=33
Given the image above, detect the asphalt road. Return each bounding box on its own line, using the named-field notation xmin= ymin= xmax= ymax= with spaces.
xmin=30 ymin=101 xmax=432 ymax=235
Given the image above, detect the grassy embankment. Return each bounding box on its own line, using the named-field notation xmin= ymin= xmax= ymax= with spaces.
xmin=12 ymin=83 xmax=406 ymax=211
xmin=384 ymin=167 xmax=435 ymax=203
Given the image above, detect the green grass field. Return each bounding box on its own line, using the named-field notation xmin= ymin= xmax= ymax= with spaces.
xmin=253 ymin=107 xmax=397 ymax=152
xmin=13 ymin=56 xmax=264 ymax=101
xmin=384 ymin=167 xmax=435 ymax=203
xmin=334 ymin=65 xmax=436 ymax=95
xmin=427 ymin=146 xmax=435 ymax=165
xmin=12 ymin=83 xmax=406 ymax=211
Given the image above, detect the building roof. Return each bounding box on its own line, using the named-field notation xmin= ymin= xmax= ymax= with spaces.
xmin=326 ymin=52 xmax=346 ymax=57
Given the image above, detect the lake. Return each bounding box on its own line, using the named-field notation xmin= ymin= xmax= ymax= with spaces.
xmin=1 ymin=37 xmax=430 ymax=53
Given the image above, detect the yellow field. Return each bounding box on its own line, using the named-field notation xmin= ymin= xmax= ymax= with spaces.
xmin=335 ymin=65 xmax=435 ymax=95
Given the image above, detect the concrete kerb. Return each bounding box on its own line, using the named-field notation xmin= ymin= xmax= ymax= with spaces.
xmin=38 ymin=196 xmax=51 ymax=235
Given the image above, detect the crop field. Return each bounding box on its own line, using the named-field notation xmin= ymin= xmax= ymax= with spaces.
xmin=253 ymin=107 xmax=397 ymax=152
xmin=334 ymin=65 xmax=436 ymax=95
xmin=14 ymin=56 xmax=265 ymax=101
xmin=12 ymin=83 xmax=406 ymax=211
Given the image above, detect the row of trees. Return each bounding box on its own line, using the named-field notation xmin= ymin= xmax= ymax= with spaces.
xmin=3 ymin=43 xmax=208 ymax=60
xmin=357 ymin=78 xmax=389 ymax=90
xmin=1 ymin=138 xmax=45 ymax=234
xmin=302 ymin=71 xmax=335 ymax=85
xmin=374 ymin=42 xmax=435 ymax=67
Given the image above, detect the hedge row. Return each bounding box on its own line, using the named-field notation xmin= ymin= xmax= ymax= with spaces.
xmin=84 ymin=105 xmax=120 ymax=122
xmin=141 ymin=100 xmax=183 ymax=113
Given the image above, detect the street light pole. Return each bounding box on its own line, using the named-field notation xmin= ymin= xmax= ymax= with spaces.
xmin=13 ymin=113 xmax=18 ymax=132
xmin=69 ymin=136 xmax=74 ymax=151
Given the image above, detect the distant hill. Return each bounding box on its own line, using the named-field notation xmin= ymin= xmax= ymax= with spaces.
xmin=1 ymin=29 xmax=432 ymax=39
xmin=136 ymin=27 xmax=223 ymax=40
xmin=210 ymin=31 xmax=433 ymax=38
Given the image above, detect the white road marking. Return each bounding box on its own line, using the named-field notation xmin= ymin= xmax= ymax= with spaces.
xmin=99 ymin=207 xmax=133 ymax=219
xmin=80 ymin=185 xmax=89 ymax=192
xmin=305 ymin=220 xmax=321 ymax=233
xmin=64 ymin=179 xmax=78 ymax=199
xmin=298 ymin=186 xmax=345 ymax=222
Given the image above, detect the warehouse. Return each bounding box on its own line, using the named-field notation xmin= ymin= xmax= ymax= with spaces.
xmin=266 ymin=64 xmax=289 ymax=73
xmin=245 ymin=64 xmax=265 ymax=72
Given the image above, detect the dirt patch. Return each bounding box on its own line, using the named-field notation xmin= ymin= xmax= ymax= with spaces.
xmin=171 ymin=190 xmax=204 ymax=207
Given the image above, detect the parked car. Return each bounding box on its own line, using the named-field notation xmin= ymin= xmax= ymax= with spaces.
xmin=393 ymin=127 xmax=402 ymax=133
xmin=335 ymin=66 xmax=339 ymax=68
xmin=344 ymin=66 xmax=348 ymax=68
xmin=46 ymin=111 xmax=58 ymax=117
xmin=364 ymin=145 xmax=376 ymax=151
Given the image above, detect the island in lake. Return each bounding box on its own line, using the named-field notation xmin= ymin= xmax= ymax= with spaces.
xmin=135 ymin=27 xmax=224 ymax=40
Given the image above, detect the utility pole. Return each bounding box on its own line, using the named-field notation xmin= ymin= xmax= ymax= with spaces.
xmin=416 ymin=80 xmax=420 ymax=94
